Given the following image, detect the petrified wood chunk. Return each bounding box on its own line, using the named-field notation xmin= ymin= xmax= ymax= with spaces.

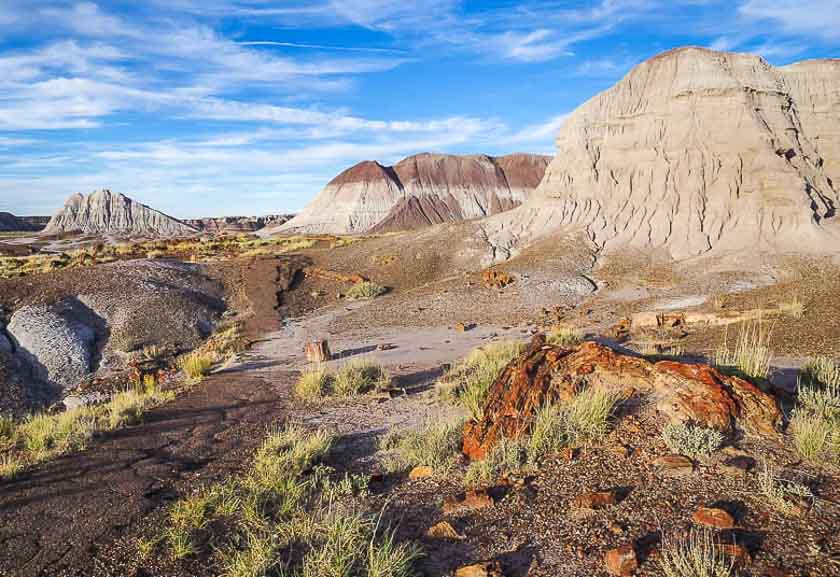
xmin=304 ymin=340 xmax=331 ymax=363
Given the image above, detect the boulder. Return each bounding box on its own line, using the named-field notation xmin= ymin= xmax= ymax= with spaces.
xmin=443 ymin=489 xmax=495 ymax=514
xmin=463 ymin=336 xmax=781 ymax=460
xmin=604 ymin=544 xmax=638 ymax=576
xmin=454 ymin=561 xmax=505 ymax=577
xmin=692 ymin=507 xmax=736 ymax=529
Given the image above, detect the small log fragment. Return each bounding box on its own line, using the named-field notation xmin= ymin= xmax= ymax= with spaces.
xmin=304 ymin=340 xmax=331 ymax=363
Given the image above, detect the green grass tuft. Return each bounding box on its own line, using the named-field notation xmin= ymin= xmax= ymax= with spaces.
xmin=333 ymin=358 xmax=391 ymax=396
xmin=345 ymin=281 xmax=388 ymax=300
xmin=379 ymin=419 xmax=464 ymax=474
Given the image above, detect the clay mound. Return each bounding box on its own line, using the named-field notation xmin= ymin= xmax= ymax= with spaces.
xmin=43 ymin=189 xmax=198 ymax=237
xmin=0 ymin=212 xmax=38 ymax=232
xmin=463 ymin=336 xmax=781 ymax=460
xmin=271 ymin=153 xmax=550 ymax=235
xmin=480 ymin=47 xmax=840 ymax=261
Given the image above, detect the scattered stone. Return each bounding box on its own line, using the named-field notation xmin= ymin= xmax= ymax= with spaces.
xmin=377 ymin=343 xmax=397 ymax=351
xmin=304 ymin=340 xmax=331 ymax=363
xmin=425 ymin=521 xmax=462 ymax=540
xmin=443 ymin=489 xmax=494 ymax=514
xmin=608 ymin=521 xmax=625 ymax=535
xmin=605 ymin=544 xmax=638 ymax=576
xmin=719 ymin=543 xmax=751 ymax=567
xmin=482 ymin=269 xmax=514 ymax=289
xmin=653 ymin=454 xmax=695 ymax=477
xmin=692 ymin=507 xmax=736 ymax=529
xmin=409 ymin=466 xmax=434 ymax=480
xmin=560 ymin=447 xmax=577 ymax=462
xmin=720 ymin=455 xmax=756 ymax=476
xmin=455 ymin=561 xmax=505 ymax=577
xmin=573 ymin=490 xmax=618 ymax=510
xmin=455 ymin=322 xmax=476 ymax=332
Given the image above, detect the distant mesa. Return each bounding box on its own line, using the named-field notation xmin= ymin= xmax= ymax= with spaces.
xmin=42 ymin=190 xmax=198 ymax=237
xmin=0 ymin=212 xmax=44 ymax=232
xmin=480 ymin=47 xmax=840 ymax=261
xmin=267 ymin=152 xmax=552 ymax=235
xmin=185 ymin=214 xmax=295 ymax=234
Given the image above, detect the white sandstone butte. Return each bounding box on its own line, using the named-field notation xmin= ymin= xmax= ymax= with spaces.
xmin=269 ymin=153 xmax=551 ymax=235
xmin=43 ymin=190 xmax=198 ymax=236
xmin=482 ymin=47 xmax=840 ymax=261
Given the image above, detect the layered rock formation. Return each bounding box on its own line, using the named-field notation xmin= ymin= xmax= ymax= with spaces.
xmin=483 ymin=47 xmax=840 ymax=261
xmin=271 ymin=153 xmax=551 ymax=235
xmin=43 ymin=190 xmax=197 ymax=236
xmin=463 ymin=336 xmax=782 ymax=460
xmin=185 ymin=214 xmax=294 ymax=234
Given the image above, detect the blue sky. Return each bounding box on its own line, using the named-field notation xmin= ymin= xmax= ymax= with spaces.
xmin=0 ymin=1 xmax=838 ymax=218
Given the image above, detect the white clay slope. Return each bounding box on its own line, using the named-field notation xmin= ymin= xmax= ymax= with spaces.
xmin=43 ymin=190 xmax=197 ymax=236
xmin=481 ymin=47 xmax=840 ymax=261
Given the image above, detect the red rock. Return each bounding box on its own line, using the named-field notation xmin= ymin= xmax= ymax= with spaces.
xmin=573 ymin=490 xmax=618 ymax=510
xmin=425 ymin=520 xmax=462 ymax=539
xmin=482 ymin=269 xmax=514 ymax=289
xmin=408 ymin=465 xmax=434 ymax=479
xmin=454 ymin=560 xmax=505 ymax=577
xmin=443 ymin=489 xmax=494 ymax=514
xmin=653 ymin=454 xmax=695 ymax=476
xmin=692 ymin=507 xmax=736 ymax=529
xmin=605 ymin=544 xmax=638 ymax=576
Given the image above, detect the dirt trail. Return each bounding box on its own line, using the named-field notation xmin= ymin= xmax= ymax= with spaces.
xmin=0 ymin=258 xmax=300 ymax=577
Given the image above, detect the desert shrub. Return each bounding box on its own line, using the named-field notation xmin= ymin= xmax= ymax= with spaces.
xmin=662 ymin=422 xmax=725 ymax=458
xmin=441 ymin=341 xmax=525 ymax=421
xmin=465 ymin=436 xmax=527 ymax=487
xmin=295 ymin=368 xmax=334 ymax=401
xmin=779 ymin=296 xmax=806 ymax=319
xmin=756 ymin=461 xmax=813 ymax=512
xmin=345 ymin=281 xmax=388 ymax=300
xmin=379 ymin=419 xmax=464 ymax=473
xmin=526 ymin=388 xmax=620 ymax=464
xmin=545 ymin=325 xmax=582 ymax=347
xmin=178 ymin=351 xmax=215 ymax=382
xmin=333 ymin=358 xmax=390 ymax=396
xmin=634 ymin=341 xmax=685 ymax=358
xmin=714 ymin=320 xmax=772 ymax=381
xmin=142 ymin=344 xmax=164 ymax=361
xmin=658 ymin=528 xmax=735 ymax=577
xmin=0 ymin=415 xmax=15 ymax=447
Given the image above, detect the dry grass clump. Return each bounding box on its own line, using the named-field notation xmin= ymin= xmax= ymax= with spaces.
xmin=334 ymin=358 xmax=391 ymax=396
xmin=790 ymin=357 xmax=840 ymax=465
xmin=345 ymin=281 xmax=388 ymax=301
xmin=713 ymin=320 xmax=772 ymax=381
xmin=295 ymin=358 xmax=391 ymax=401
xmin=658 ymin=528 xmax=735 ymax=577
xmin=756 ymin=461 xmax=813 ymax=512
xmin=778 ymin=295 xmax=806 ymax=319
xmin=545 ymin=325 xmax=582 ymax=347
xmin=466 ymin=387 xmax=620 ymax=485
xmin=0 ymin=384 xmax=174 ymax=478
xmin=662 ymin=422 xmax=725 ymax=458
xmin=295 ymin=367 xmax=333 ymax=401
xmin=634 ymin=341 xmax=685 ymax=358
xmin=178 ymin=350 xmax=215 ymax=382
xmin=155 ymin=424 xmax=421 ymax=577
xmin=380 ymin=419 xmax=464 ymax=474
xmin=440 ymin=341 xmax=525 ymax=421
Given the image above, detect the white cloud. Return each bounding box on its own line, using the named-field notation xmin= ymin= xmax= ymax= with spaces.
xmin=740 ymin=1 xmax=840 ymax=41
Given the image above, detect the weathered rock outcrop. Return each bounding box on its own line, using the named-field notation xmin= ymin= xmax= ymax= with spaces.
xmin=43 ymin=190 xmax=198 ymax=236
xmin=269 ymin=153 xmax=551 ymax=235
xmin=185 ymin=214 xmax=294 ymax=234
xmin=481 ymin=47 xmax=840 ymax=261
xmin=463 ymin=336 xmax=781 ymax=460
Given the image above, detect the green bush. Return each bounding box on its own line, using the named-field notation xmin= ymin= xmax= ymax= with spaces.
xmin=662 ymin=422 xmax=725 ymax=458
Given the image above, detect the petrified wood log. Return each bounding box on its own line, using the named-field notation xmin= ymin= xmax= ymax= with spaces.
xmin=304 ymin=340 xmax=332 ymax=363
xmin=463 ymin=335 xmax=781 ymax=460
